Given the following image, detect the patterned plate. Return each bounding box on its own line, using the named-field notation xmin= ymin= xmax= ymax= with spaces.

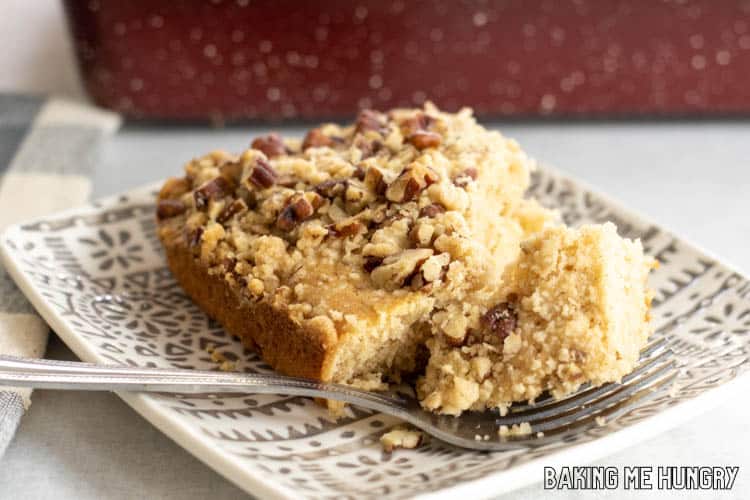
xmin=2 ymin=167 xmax=749 ymax=499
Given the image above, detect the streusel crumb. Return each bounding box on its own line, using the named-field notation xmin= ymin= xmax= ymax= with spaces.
xmin=381 ymin=427 xmax=424 ymax=452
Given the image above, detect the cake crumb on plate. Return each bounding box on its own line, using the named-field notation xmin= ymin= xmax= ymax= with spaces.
xmin=381 ymin=427 xmax=424 ymax=452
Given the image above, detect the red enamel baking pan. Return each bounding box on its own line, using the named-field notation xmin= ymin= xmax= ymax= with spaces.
xmin=63 ymin=0 xmax=750 ymax=121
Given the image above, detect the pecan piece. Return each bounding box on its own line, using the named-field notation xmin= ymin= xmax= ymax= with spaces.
xmin=302 ymin=128 xmax=335 ymax=150
xmin=409 ymin=252 xmax=449 ymax=289
xmin=158 ymin=177 xmax=190 ymax=200
xmin=194 ymin=176 xmax=232 ymax=210
xmin=344 ymin=182 xmax=368 ymax=204
xmin=276 ymin=194 xmax=315 ymax=231
xmin=353 ymin=165 xmax=366 ymax=180
xmin=385 ymin=165 xmax=439 ymax=203
xmin=453 ymin=167 xmax=479 ymax=187
xmin=219 ymin=161 xmax=243 ymax=183
xmin=216 ymin=198 xmax=248 ymax=224
xmin=467 ymin=300 xmax=518 ymax=347
xmin=328 ymin=218 xmax=363 ymax=237
xmin=314 ymin=179 xmax=347 ymax=199
xmin=364 ymin=167 xmax=388 ymax=196
xmin=400 ymin=112 xmax=435 ymax=136
xmin=363 ymin=256 xmax=384 ymax=272
xmin=246 ymin=158 xmax=278 ymax=189
xmin=354 ymin=137 xmax=383 ymax=160
xmin=251 ymin=133 xmax=286 ymax=158
xmin=370 ymin=248 xmax=434 ymax=291
xmin=407 ymin=131 xmax=442 ymax=150
xmin=156 ymin=199 xmax=187 ymax=220
xmin=419 ymin=203 xmax=445 ymax=218
xmin=355 ymin=109 xmax=387 ymax=134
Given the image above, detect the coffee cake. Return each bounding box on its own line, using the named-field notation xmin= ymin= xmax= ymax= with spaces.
xmin=156 ymin=104 xmax=653 ymax=415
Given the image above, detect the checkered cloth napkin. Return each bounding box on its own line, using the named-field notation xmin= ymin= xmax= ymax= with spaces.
xmin=0 ymin=94 xmax=120 ymax=457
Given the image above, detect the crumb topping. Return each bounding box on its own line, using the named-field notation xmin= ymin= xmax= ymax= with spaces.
xmin=380 ymin=427 xmax=424 ymax=452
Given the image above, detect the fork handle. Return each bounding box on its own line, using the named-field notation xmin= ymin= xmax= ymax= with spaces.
xmin=0 ymin=355 xmax=404 ymax=413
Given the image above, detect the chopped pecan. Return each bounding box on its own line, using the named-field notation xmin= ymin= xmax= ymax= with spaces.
xmin=409 ymin=222 xmax=434 ymax=247
xmin=353 ymin=165 xmax=366 ymax=180
xmin=275 ymin=174 xmax=299 ymax=188
xmin=219 ymin=161 xmax=243 ymax=183
xmin=156 ymin=199 xmax=187 ymax=220
xmin=355 ymin=109 xmax=387 ymax=134
xmin=363 ymin=256 xmax=384 ymax=272
xmin=276 ymin=194 xmax=315 ymax=231
xmin=308 ymin=192 xmax=325 ymax=209
xmin=315 ymin=179 xmax=347 ymax=199
xmin=216 ymin=198 xmax=248 ymax=224
xmin=385 ymin=165 xmax=439 ymax=203
xmin=328 ymin=218 xmax=363 ymax=237
xmin=419 ymin=203 xmax=445 ymax=218
xmin=407 ymin=131 xmax=442 ymax=150
xmin=409 ymin=252 xmax=449 ymax=289
xmin=454 ymin=167 xmax=479 ymax=187
xmin=467 ymin=300 xmax=518 ymax=347
xmin=354 ymin=137 xmax=383 ymax=160
xmin=370 ymin=248 xmax=434 ymax=291
xmin=194 ymin=176 xmax=232 ymax=210
xmin=246 ymin=158 xmax=278 ymax=189
xmin=375 ymin=210 xmax=409 ymax=229
xmin=371 ymin=206 xmax=388 ymax=225
xmin=302 ymin=128 xmax=335 ymax=150
xmin=158 ymin=177 xmax=190 ymax=200
xmin=344 ymin=182 xmax=368 ymax=203
xmin=251 ymin=133 xmax=286 ymax=158
xmin=364 ymin=167 xmax=388 ymax=196
xmin=408 ymin=272 xmax=427 ymax=290
xmin=237 ymin=188 xmax=258 ymax=209
xmin=400 ymin=112 xmax=435 ymax=136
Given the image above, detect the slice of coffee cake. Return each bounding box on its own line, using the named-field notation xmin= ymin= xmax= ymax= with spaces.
xmin=157 ymin=104 xmax=552 ymax=388
xmin=156 ymin=104 xmax=654 ymax=416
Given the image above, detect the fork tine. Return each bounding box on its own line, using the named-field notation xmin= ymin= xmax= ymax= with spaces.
xmin=509 ymin=336 xmax=672 ymax=414
xmin=484 ymin=365 xmax=679 ymax=449
xmin=442 ymin=354 xmax=678 ymax=451
xmin=532 ymin=363 xmax=678 ymax=436
xmin=514 ymin=346 xmax=673 ymax=420
xmin=499 ymin=357 xmax=677 ymax=431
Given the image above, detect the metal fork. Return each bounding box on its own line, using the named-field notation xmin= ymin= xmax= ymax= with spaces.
xmin=0 ymin=337 xmax=676 ymax=451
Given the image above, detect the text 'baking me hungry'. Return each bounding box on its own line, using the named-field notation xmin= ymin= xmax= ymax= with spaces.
xmin=544 ymin=466 xmax=739 ymax=491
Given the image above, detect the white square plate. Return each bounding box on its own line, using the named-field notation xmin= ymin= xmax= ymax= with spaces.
xmin=2 ymin=167 xmax=749 ymax=499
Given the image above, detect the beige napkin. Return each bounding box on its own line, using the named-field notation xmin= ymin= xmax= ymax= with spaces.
xmin=0 ymin=95 xmax=120 ymax=456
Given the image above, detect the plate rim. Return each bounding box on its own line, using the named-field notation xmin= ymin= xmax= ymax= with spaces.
xmin=1 ymin=174 xmax=749 ymax=499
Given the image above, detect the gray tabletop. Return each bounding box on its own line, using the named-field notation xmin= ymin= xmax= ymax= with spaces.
xmin=1 ymin=120 xmax=748 ymax=499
